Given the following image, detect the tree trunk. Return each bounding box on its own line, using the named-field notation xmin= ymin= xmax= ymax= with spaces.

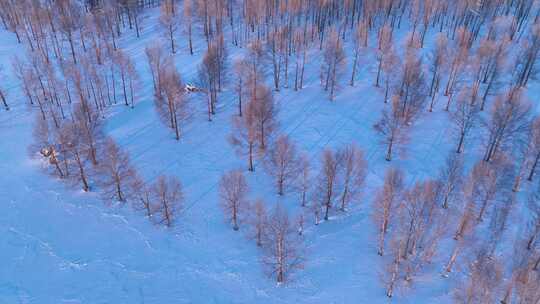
xmin=116 ymin=180 xmax=124 ymax=202
xmin=248 ymin=142 xmax=254 ymax=171
xmin=444 ymin=242 xmax=460 ymax=274
xmin=387 ymin=247 xmax=401 ymax=298
xmin=75 ymin=151 xmax=89 ymax=192
xmin=324 ymin=200 xmax=330 ymax=221
xmin=350 ymin=51 xmax=358 ymax=86
xmin=527 ymin=152 xmax=540 ymax=181
xmin=378 ymin=220 xmax=387 ymax=256
xmin=456 ymin=131 xmax=465 ymax=153
xmin=169 ymin=25 xmax=175 ymax=54
xmin=376 ymin=57 xmax=382 ymax=87
xmin=477 ymin=199 xmax=489 ymax=222
xmin=0 ymin=90 xmax=8 ymax=110
xmin=233 ymin=204 xmax=239 ymax=230
xmin=121 ymin=72 xmax=128 ymax=106
xmin=68 ymin=32 xmax=77 ymax=64
xmin=188 ymin=24 xmax=193 ymax=55
xmin=173 ymin=111 xmax=180 ymax=140
xmin=386 ymin=139 xmax=393 ymax=161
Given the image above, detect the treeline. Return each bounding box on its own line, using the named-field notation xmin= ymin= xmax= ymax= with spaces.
xmin=0 ymin=0 xmax=184 ymax=228
xmin=373 ymin=155 xmax=540 ymax=301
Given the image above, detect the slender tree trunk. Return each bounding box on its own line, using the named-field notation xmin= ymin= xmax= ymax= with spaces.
xmin=350 ymin=51 xmax=359 ymax=86
xmin=75 ymin=151 xmax=89 ymax=192
xmin=121 ymin=72 xmax=128 ymax=106
xmin=324 ymin=192 xmax=331 ymax=221
xmin=248 ymin=142 xmax=254 ymax=171
xmin=233 ymin=204 xmax=239 ymax=230
xmin=173 ymin=111 xmax=180 ymax=140
xmin=386 ymin=139 xmax=393 ymax=161
xmin=376 ymin=57 xmax=382 ymax=87
xmin=533 ymin=255 xmax=540 ymax=270
xmin=387 ymin=245 xmax=401 ymax=298
xmin=0 ymin=90 xmax=8 ymax=110
xmin=116 ymin=180 xmax=124 ymax=202
xmin=456 ymin=131 xmax=465 ymax=153
xmin=378 ymin=219 xmax=388 ymax=256
xmin=68 ymin=32 xmax=77 ymax=64
xmin=444 ymin=242 xmax=461 ymax=274
xmin=528 ymin=152 xmax=540 ymax=181
xmin=477 ymin=199 xmax=489 ymax=222
xmin=188 ymin=23 xmax=193 ymax=55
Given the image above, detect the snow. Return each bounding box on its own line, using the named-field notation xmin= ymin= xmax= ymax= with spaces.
xmin=0 ymin=6 xmax=535 ymax=304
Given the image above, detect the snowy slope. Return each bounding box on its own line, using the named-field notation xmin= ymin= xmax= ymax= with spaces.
xmin=2 ymin=5 xmax=533 ymax=304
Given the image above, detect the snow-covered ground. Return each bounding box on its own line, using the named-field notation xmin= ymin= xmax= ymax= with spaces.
xmin=1 ymin=6 xmax=538 ymax=304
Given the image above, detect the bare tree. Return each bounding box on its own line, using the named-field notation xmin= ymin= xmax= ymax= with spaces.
xmin=373 ymin=167 xmax=404 ymax=256
xmin=383 ymin=236 xmax=403 ymax=298
xmin=0 ymin=86 xmax=8 ymax=111
xmin=153 ymin=175 xmax=183 ymax=227
xmin=184 ymin=0 xmax=194 ymax=55
xmin=374 ymin=95 xmax=409 ymax=161
xmin=396 ymin=47 xmax=427 ymax=124
xmin=296 ymin=154 xmax=310 ymax=207
xmin=267 ymin=27 xmax=287 ymax=91
xmin=249 ymin=84 xmax=277 ymax=150
xmin=438 ymin=153 xmax=464 ymax=210
xmin=375 ymin=24 xmax=393 ymax=87
xmin=450 ymin=87 xmax=480 ymax=153
xmin=249 ymin=198 xmax=268 ymax=247
xmin=444 ymin=27 xmax=471 ymax=97
xmin=526 ymin=190 xmax=540 ymax=251
xmin=159 ymin=0 xmax=179 ymax=54
xmin=293 ymin=29 xmax=308 ymax=91
xmin=322 ymin=28 xmax=346 ymax=101
xmin=131 ymin=176 xmax=154 ymax=218
xmin=380 ymin=45 xmax=399 ymax=104
xmin=473 ymin=156 xmax=515 ymax=223
xmin=446 ymin=176 xmax=479 ymax=274
xmin=233 ymin=58 xmax=249 ymax=116
xmin=198 ymin=39 xmax=228 ymax=120
xmin=261 ymin=205 xmax=305 ymax=283
xmin=512 ymin=117 xmax=540 ymax=191
xmin=350 ymin=20 xmax=368 ymax=86
xmin=514 ymin=22 xmax=540 ymax=87
xmin=526 ymin=117 xmax=540 ymax=182
xmin=480 ymin=36 xmax=510 ymax=111
xmin=155 ymin=64 xmax=188 ymax=140
xmin=428 ymin=33 xmax=448 ymax=98
xmin=384 ymin=180 xmax=446 ymax=297
xmin=113 ymin=49 xmax=138 ymax=108
xmin=265 ymin=135 xmax=301 ymax=195
xmin=229 ymin=103 xmax=259 ymax=171
xmin=62 ymin=120 xmax=93 ymax=192
xmin=244 ymin=40 xmax=267 ymax=100
xmin=0 ymin=68 xmax=8 ymax=110
xmin=482 ymin=87 xmax=531 ymax=162
xmin=54 ymin=0 xmax=83 ymax=64
xmin=219 ymin=170 xmax=249 ymax=230
xmin=501 ymin=242 xmax=540 ymax=303
xmin=337 ymin=144 xmax=367 ymax=212
xmin=314 ymin=149 xmax=341 ymax=221
xmin=72 ymin=101 xmax=103 ymax=166
xmin=98 ymin=138 xmax=137 ymax=203
xmin=453 ymin=249 xmax=503 ymax=303
xmin=145 ymin=42 xmax=168 ymax=98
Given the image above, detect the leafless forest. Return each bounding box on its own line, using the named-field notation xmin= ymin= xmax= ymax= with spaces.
xmin=1 ymin=0 xmax=540 ymax=301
